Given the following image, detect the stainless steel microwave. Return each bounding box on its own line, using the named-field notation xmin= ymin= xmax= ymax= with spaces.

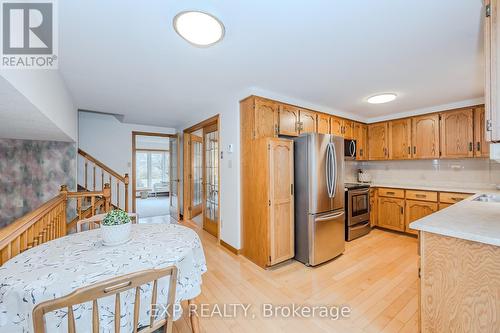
xmin=344 ymin=139 xmax=356 ymax=160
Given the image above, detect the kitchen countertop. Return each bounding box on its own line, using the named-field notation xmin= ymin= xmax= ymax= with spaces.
xmin=410 ymin=192 xmax=500 ymax=246
xmin=362 ymin=182 xmax=498 ymax=194
xmin=346 ymin=181 xmax=500 ymax=246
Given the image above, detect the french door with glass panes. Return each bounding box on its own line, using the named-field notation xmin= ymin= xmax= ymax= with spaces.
xmin=190 ymin=135 xmax=203 ymax=217
xmin=203 ymin=124 xmax=219 ymax=237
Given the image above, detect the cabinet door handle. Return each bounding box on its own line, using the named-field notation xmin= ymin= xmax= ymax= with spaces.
xmin=400 ymin=206 xmax=404 ymax=214
xmin=451 ymin=197 xmax=462 ymax=202
xmin=408 ymin=146 xmax=411 ymax=155
xmin=413 ymin=146 xmax=416 ymax=155
xmin=416 ymin=194 xmax=426 ymax=198
xmin=468 ymin=142 xmax=473 ymax=152
xmin=291 ymin=184 xmax=294 ymax=195
xmin=386 ymin=191 xmax=396 ymax=195
xmin=477 ymin=142 xmax=481 ymax=152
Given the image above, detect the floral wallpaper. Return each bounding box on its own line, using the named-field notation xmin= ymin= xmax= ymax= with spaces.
xmin=0 ymin=139 xmax=76 ymax=228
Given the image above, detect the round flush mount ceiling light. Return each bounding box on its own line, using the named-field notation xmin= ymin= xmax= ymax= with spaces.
xmin=173 ymin=11 xmax=225 ymax=47
xmin=367 ymin=93 xmax=397 ymax=104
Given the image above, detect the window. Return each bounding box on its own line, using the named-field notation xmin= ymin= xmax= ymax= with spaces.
xmin=136 ymin=151 xmax=169 ymax=188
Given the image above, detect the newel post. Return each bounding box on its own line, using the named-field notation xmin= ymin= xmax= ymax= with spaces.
xmin=103 ymin=183 xmax=111 ymax=212
xmin=124 ymin=173 xmax=129 ymax=212
xmin=59 ymin=185 xmax=68 ymax=235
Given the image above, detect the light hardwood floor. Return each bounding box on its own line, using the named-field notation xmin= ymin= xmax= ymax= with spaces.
xmin=173 ymin=222 xmax=419 ymax=333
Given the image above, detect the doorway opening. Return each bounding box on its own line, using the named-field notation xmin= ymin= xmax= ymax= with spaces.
xmin=132 ymin=132 xmax=180 ymax=221
xmin=183 ymin=115 xmax=220 ymax=238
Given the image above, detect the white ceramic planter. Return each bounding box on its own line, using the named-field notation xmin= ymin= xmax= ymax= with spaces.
xmin=101 ymin=222 xmax=131 ymax=246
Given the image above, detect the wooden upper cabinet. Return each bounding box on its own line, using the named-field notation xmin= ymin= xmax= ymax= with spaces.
xmin=268 ymin=139 xmax=294 ymax=265
xmin=474 ymin=106 xmax=490 ymax=157
xmin=368 ymin=123 xmax=389 ymax=160
xmin=353 ymin=122 xmax=368 ymax=160
xmin=485 ymin=0 xmax=500 ymax=142
xmin=278 ymin=104 xmax=300 ymax=136
xmin=317 ymin=114 xmax=330 ymax=134
xmin=330 ymin=116 xmax=344 ymax=136
xmin=412 ymin=114 xmax=440 ymax=159
xmin=299 ymin=110 xmax=317 ymax=134
xmin=440 ymin=109 xmax=474 ymax=158
xmin=377 ymin=197 xmax=405 ymax=232
xmin=343 ymin=120 xmax=354 ymax=139
xmin=389 ymin=119 xmax=412 ymax=159
xmin=254 ymin=98 xmax=279 ymax=139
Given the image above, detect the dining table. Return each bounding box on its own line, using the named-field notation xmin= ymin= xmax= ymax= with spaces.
xmin=0 ymin=223 xmax=207 ymax=332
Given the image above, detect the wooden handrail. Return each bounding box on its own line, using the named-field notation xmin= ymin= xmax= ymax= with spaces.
xmin=0 ymin=194 xmax=66 ymax=250
xmin=78 ymin=149 xmax=129 ymax=212
xmin=0 ymin=192 xmax=67 ymax=265
xmin=0 ymin=183 xmax=114 ymax=264
xmin=78 ymin=149 xmax=125 ymax=182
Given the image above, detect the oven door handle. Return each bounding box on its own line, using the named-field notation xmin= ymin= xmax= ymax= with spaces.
xmin=350 ymin=188 xmax=370 ymax=195
xmin=350 ymin=221 xmax=370 ymax=230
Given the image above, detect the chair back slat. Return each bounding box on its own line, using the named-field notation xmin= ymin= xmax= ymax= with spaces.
xmin=68 ymin=306 xmax=76 ymax=333
xmin=150 ymin=280 xmax=158 ymax=328
xmin=32 ymin=267 xmax=177 ymax=333
xmin=133 ymin=286 xmax=140 ymax=333
xmin=115 ymin=293 xmax=121 ymax=333
xmin=92 ymin=299 xmax=99 ymax=333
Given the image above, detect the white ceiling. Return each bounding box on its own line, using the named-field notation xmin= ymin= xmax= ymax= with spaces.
xmin=0 ymin=77 xmax=72 ymax=141
xmin=59 ymin=0 xmax=485 ymax=128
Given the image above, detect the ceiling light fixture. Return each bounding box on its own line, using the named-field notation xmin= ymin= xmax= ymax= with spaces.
xmin=367 ymin=93 xmax=397 ymax=104
xmin=173 ymin=11 xmax=225 ymax=47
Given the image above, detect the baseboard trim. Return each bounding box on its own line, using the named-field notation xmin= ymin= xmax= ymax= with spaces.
xmin=220 ymin=240 xmax=240 ymax=255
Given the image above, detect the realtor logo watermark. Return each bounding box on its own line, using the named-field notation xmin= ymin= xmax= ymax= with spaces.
xmin=1 ymin=0 xmax=58 ymax=68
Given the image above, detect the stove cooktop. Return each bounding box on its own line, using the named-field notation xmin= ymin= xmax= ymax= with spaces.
xmin=344 ymin=183 xmax=371 ymax=190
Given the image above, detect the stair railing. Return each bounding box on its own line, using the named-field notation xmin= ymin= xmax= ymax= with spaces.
xmin=0 ymin=184 xmax=113 ymax=265
xmin=78 ymin=149 xmax=129 ymax=212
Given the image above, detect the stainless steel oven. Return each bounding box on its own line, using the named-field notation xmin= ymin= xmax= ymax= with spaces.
xmin=345 ymin=183 xmax=371 ymax=241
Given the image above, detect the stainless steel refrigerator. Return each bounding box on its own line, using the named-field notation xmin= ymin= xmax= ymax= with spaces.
xmin=294 ymin=133 xmax=345 ymax=266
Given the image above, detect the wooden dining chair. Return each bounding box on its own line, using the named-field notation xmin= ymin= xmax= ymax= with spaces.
xmin=76 ymin=213 xmax=139 ymax=232
xmin=33 ymin=267 xmax=178 ymax=333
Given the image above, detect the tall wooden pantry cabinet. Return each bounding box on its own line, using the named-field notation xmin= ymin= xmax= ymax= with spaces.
xmin=241 ymin=96 xmax=295 ymax=268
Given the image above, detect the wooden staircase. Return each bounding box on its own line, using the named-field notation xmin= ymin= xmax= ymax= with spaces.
xmin=0 ymin=149 xmax=130 ymax=265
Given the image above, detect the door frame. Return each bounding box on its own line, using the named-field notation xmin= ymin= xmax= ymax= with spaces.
xmin=131 ymin=131 xmax=179 ymax=218
xmin=183 ymin=115 xmax=220 ymax=238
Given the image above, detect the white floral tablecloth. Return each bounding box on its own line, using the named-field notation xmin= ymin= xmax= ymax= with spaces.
xmin=0 ymin=224 xmax=207 ymax=332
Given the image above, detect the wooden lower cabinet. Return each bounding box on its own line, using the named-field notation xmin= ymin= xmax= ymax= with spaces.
xmin=405 ymin=200 xmax=437 ymax=235
xmin=377 ymin=197 xmax=405 ymax=232
xmin=438 ymin=203 xmax=452 ymax=210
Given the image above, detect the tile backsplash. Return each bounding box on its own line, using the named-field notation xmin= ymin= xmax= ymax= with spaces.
xmin=345 ymin=159 xmax=500 ymax=190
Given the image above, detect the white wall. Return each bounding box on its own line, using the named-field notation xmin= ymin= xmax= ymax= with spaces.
xmin=218 ymin=106 xmax=241 ymax=249
xmin=1 ymin=70 xmax=77 ymax=142
xmin=78 ymin=111 xmax=177 ymax=209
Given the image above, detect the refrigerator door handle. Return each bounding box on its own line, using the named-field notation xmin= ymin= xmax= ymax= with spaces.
xmin=315 ymin=211 xmax=345 ymax=222
xmin=330 ymin=142 xmax=337 ymax=198
xmin=326 ymin=143 xmax=334 ymax=198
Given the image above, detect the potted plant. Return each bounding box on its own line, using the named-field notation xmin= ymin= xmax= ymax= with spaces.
xmin=101 ymin=209 xmax=132 ymax=245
